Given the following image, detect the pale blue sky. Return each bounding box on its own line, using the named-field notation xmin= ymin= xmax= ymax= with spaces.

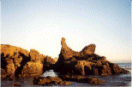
xmin=1 ymin=0 xmax=131 ymax=63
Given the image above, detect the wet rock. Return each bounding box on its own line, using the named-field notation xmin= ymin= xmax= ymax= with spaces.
xmin=59 ymin=81 xmax=71 ymax=85
xmin=33 ymin=76 xmax=71 ymax=86
xmin=86 ymin=77 xmax=105 ymax=84
xmin=59 ymin=75 xmax=105 ymax=84
xmin=59 ymin=75 xmax=83 ymax=81
xmin=12 ymin=83 xmax=21 ymax=86
xmin=109 ymin=63 xmax=129 ymax=74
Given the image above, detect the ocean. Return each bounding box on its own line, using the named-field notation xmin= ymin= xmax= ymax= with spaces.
xmin=1 ymin=63 xmax=131 ymax=87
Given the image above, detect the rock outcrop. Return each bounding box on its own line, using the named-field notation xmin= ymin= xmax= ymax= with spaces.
xmin=54 ymin=37 xmax=129 ymax=76
xmin=1 ymin=37 xmax=129 ymax=86
xmin=59 ymin=75 xmax=105 ymax=84
xmin=33 ymin=75 xmax=105 ymax=86
xmin=33 ymin=76 xmax=71 ymax=86
xmin=1 ymin=44 xmax=56 ymax=79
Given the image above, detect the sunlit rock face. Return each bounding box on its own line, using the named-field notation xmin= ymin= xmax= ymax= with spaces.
xmin=0 ymin=44 xmax=56 ymax=79
xmin=54 ymin=37 xmax=129 ymax=76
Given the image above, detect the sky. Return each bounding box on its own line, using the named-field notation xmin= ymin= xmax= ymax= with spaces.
xmin=1 ymin=0 xmax=131 ymax=63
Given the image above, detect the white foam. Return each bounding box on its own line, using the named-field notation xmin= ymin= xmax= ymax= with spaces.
xmin=42 ymin=70 xmax=58 ymax=77
xmin=121 ymin=67 xmax=131 ymax=69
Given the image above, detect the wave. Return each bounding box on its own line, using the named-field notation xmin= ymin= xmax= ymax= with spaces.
xmin=121 ymin=67 xmax=131 ymax=69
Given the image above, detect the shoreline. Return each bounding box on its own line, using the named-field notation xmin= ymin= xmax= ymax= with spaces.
xmin=1 ymin=63 xmax=131 ymax=87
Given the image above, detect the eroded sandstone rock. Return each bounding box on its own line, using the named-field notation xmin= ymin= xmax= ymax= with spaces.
xmin=1 ymin=68 xmax=7 ymax=80
xmin=54 ymin=37 xmax=129 ymax=76
xmin=29 ymin=49 xmax=40 ymax=62
xmin=21 ymin=61 xmax=43 ymax=77
xmin=1 ymin=44 xmax=56 ymax=79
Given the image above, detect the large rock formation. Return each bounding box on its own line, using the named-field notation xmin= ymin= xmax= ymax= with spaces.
xmin=54 ymin=37 xmax=129 ymax=76
xmin=0 ymin=44 xmax=56 ymax=79
xmin=1 ymin=38 xmax=129 ymax=82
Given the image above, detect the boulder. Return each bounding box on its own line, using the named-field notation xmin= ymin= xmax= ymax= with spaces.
xmin=86 ymin=77 xmax=105 ymax=84
xmin=6 ymin=63 xmax=15 ymax=76
xmin=1 ymin=64 xmax=15 ymax=80
xmin=21 ymin=61 xmax=43 ymax=77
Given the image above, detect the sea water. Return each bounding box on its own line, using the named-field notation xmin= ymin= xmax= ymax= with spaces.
xmin=1 ymin=63 xmax=131 ymax=87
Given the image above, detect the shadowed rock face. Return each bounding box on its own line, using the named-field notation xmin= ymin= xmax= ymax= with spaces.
xmin=54 ymin=37 xmax=129 ymax=76
xmin=0 ymin=44 xmax=56 ymax=79
xmin=59 ymin=75 xmax=105 ymax=84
